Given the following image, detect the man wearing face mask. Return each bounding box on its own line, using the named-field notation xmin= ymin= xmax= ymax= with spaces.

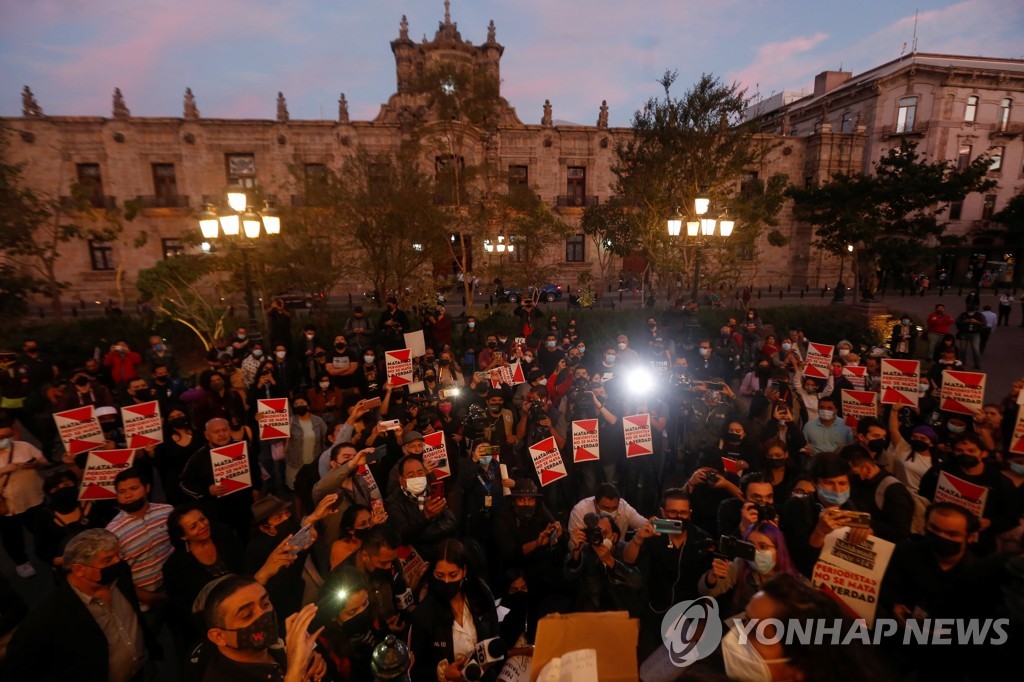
xmin=379 ymin=295 xmax=410 ymax=351
xmin=565 ymin=512 xmax=642 ymax=614
xmin=324 ymin=334 xmax=359 ymax=390
xmin=493 ymin=480 xmax=565 ymax=607
xmin=890 ymin=315 xmax=918 ymax=359
xmin=918 ymin=432 xmax=1010 ymax=555
xmin=689 ymin=338 xmax=725 ymax=381
xmin=460 ymin=315 xmax=484 ymax=372
xmin=342 ymin=527 xmax=413 ymax=634
xmin=316 ymin=568 xmax=390 ymax=680
xmin=5 ymin=529 xmax=156 ymax=682
xmin=537 ymin=333 xmax=565 ymax=376
xmin=840 ymin=444 xmax=913 ymax=542
xmin=801 ymin=395 xmax=852 ymax=455
xmin=384 ymin=456 xmax=458 ymax=560
xmin=59 ymin=365 xmax=116 ymax=410
xmin=343 ymin=305 xmax=375 ymax=353
xmin=105 ymin=467 xmax=174 ymax=612
xmin=270 ymin=343 xmax=301 ymax=398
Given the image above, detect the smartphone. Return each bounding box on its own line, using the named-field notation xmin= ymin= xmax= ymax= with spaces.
xmin=439 ymin=388 xmax=460 ymax=400
xmin=484 ymin=445 xmax=502 ymax=456
xmin=289 ymin=524 xmax=314 ymax=554
xmin=515 ymin=337 xmax=526 ymax=347
xmin=361 ymin=396 xmax=381 ymax=410
xmin=364 ymin=446 xmax=387 ymax=464
xmin=380 ymin=419 xmax=402 ymax=432
xmin=429 ymin=481 xmax=445 ymax=499
xmin=718 ymin=535 xmax=756 ymax=561
xmin=652 ymin=519 xmax=683 ymax=535
xmin=494 ymin=351 xmax=504 ymax=361
xmin=840 ymin=511 xmax=872 ymax=529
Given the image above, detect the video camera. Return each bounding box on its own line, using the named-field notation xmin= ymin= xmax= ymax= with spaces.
xmin=567 ymin=378 xmax=596 ymax=421
xmin=582 ymin=512 xmax=606 ymax=546
xmin=528 ymin=398 xmax=548 ymax=423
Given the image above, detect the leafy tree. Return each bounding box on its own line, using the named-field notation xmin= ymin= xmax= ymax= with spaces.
xmin=580 ymin=198 xmax=643 ymax=298
xmin=135 ymin=254 xmax=229 ymax=350
xmin=992 ymin=190 xmax=1024 ymax=287
xmin=788 ymin=141 xmax=995 ymax=296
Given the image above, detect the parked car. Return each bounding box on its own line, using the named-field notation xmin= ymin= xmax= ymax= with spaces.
xmin=499 ymin=283 xmax=563 ymax=304
xmin=273 ymin=288 xmax=326 ymax=309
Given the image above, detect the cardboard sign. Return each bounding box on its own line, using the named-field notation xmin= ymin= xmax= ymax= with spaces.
xmin=532 ymin=612 xmax=638 ymax=682
xmin=403 ymin=330 xmax=426 ymax=358
xmin=385 ymin=349 xmax=414 ymax=386
xmin=811 ymin=529 xmax=895 ymax=627
xmin=210 ymin=441 xmax=252 ymax=495
xmin=397 ymin=545 xmax=428 ymax=591
xmin=256 ymin=398 xmax=291 ymax=440
xmin=623 ymin=413 xmax=653 ymax=458
xmin=804 ymin=342 xmax=835 ymax=380
xmin=79 ymin=449 xmax=135 ymax=501
xmin=934 ymin=471 xmax=989 ymax=519
xmin=358 ymin=464 xmax=386 ymax=518
xmin=529 ymin=436 xmax=568 ymax=486
xmin=881 ymin=359 xmax=921 ymax=407
xmin=1010 ymin=409 xmax=1024 ymax=456
xmin=120 ymin=401 xmax=163 ymax=449
xmin=939 ymin=370 xmax=986 ymax=415
xmin=841 ymin=389 xmax=878 ymax=428
xmin=422 ymin=431 xmax=451 ymax=480
xmin=54 ymin=405 xmax=106 ymax=456
xmin=842 ymin=365 xmax=866 ymax=390
xmin=571 ymin=419 xmax=600 ymax=463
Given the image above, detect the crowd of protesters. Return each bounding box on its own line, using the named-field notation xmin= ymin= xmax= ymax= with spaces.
xmin=0 ymin=292 xmax=1021 ymax=681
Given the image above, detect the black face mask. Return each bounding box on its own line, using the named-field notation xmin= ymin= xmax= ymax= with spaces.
xmin=955 ymin=455 xmax=981 ymax=470
xmin=74 ymin=376 xmax=90 ymax=387
xmin=335 ymin=344 xmax=346 ymax=351
xmin=924 ymin=530 xmax=963 ymax=557
xmin=227 ymin=611 xmax=278 ymax=651
xmin=96 ymin=562 xmax=121 ymax=586
xmin=430 ymin=576 xmax=463 ymax=602
xmin=909 ymin=440 xmax=931 ymax=453
xmin=294 ymin=405 xmax=310 ymax=416
xmin=488 ymin=404 xmax=502 ymax=414
xmin=867 ymin=439 xmax=888 ymax=454
xmin=154 ymin=376 xmax=168 ymax=384
xmin=724 ymin=433 xmax=742 ymax=444
xmin=340 ymin=605 xmax=377 ymax=642
xmin=371 ymin=566 xmax=393 ymax=582
xmin=438 ymin=358 xmax=450 ymax=367
xmin=169 ymin=417 xmax=189 ymax=429
xmin=51 ymin=486 xmax=80 ymax=513
xmin=514 ymin=505 xmax=536 ymax=522
xmin=486 ymin=342 xmax=497 ymax=349
xmin=353 ymin=527 xmax=373 ymax=542
xmin=119 ymin=497 xmax=146 ymax=513
xmin=768 ymin=458 xmax=787 ymax=469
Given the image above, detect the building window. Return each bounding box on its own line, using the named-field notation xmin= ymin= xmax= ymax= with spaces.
xmin=76 ymin=163 xmax=105 ymax=208
xmin=895 ymin=96 xmax=917 ymax=133
xmin=949 ymin=201 xmax=963 ymax=221
xmin=162 ymin=238 xmax=185 ymax=259
xmin=508 ymin=165 xmax=529 ymax=190
xmin=740 ymin=172 xmax=759 ymax=194
xmin=151 ymin=164 xmax=178 ymax=204
xmin=225 ymin=153 xmax=256 ymax=188
xmin=566 ymin=167 xmax=586 ymax=203
xmin=982 ymin=195 xmax=997 ymax=221
xmin=956 ymin=145 xmax=972 ymax=172
xmin=841 ymin=113 xmax=853 ymax=133
xmin=1000 ymin=98 xmax=1012 ymax=131
xmin=964 ymin=96 xmax=979 ymax=123
xmin=89 ymin=240 xmax=114 ymax=271
xmin=565 ymin=234 xmax=585 ymax=262
xmin=990 ymin=146 xmax=1004 ymax=172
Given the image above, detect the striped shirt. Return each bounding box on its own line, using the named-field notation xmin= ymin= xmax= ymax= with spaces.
xmin=106 ymin=503 xmax=174 ymax=593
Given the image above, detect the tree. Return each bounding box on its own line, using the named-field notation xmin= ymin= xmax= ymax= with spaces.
xmin=992 ymin=190 xmax=1024 ymax=287
xmin=787 ymin=141 xmax=995 ymax=295
xmin=726 ymin=173 xmax=790 ymax=284
xmin=601 ymin=71 xmax=782 ymax=297
xmin=136 ymin=254 xmax=230 ymax=350
xmin=580 ymin=198 xmax=643 ymax=298
xmin=481 ymin=184 xmax=570 ymax=291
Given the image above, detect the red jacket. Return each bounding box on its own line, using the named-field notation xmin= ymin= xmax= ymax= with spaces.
xmin=103 ymin=350 xmax=142 ymax=383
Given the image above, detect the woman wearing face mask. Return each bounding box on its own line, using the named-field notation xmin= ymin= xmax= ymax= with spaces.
xmin=458 ymin=441 xmax=516 ymax=544
xmin=357 ymin=350 xmax=384 ymax=399
xmin=436 ymin=349 xmax=465 ymax=388
xmin=154 ymin=406 xmax=207 ymax=506
xmin=888 ymin=410 xmax=937 ymax=496
xmin=700 ymin=521 xmax=801 ymax=615
xmin=329 ymin=503 xmax=374 ymax=569
xmin=35 ymin=471 xmax=103 ymax=575
xmin=317 ymin=569 xmax=390 ymax=681
xmin=284 ymin=398 xmax=327 ymax=490
xmin=193 ymin=369 xmax=246 ymax=432
xmin=410 ymin=539 xmax=501 ymax=681
xmin=758 ymin=438 xmax=799 ymax=503
xmin=307 ymin=372 xmax=345 ymax=428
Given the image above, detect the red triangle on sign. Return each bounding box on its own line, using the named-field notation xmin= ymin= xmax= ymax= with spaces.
xmin=93 ymin=449 xmax=133 ymax=466
xmin=218 ymin=477 xmax=250 ymax=493
xmin=389 ymin=349 xmax=411 ymax=362
xmin=574 ymin=447 xmax=599 ymax=462
xmin=844 ymin=415 xmax=859 ymax=429
xmin=391 ymin=376 xmax=411 ymax=386
xmin=624 ymin=414 xmax=648 ymax=428
xmin=803 ymin=365 xmax=828 ymax=379
xmin=575 ymin=419 xmax=599 ymax=431
xmin=124 ymin=401 xmax=158 ymax=418
xmin=1010 ymin=437 xmax=1024 ymax=455
xmin=128 ymin=433 xmax=161 ymax=449
xmin=511 ymin=362 xmax=526 ymax=384
xmin=58 ymin=406 xmax=94 ymax=422
xmin=627 ymin=442 xmax=652 ymax=457
xmin=212 ymin=442 xmax=247 ymax=459
xmin=940 ymin=397 xmax=976 ymax=415
xmin=260 ymin=398 xmax=288 ymax=411
xmin=946 ymin=371 xmax=985 ymax=388
xmin=261 ymin=425 xmax=290 ymax=440
xmin=539 ymin=467 xmax=566 ymax=486
xmin=885 ymin=359 xmax=919 ymax=375
xmin=68 ymin=438 xmax=103 ymax=456
xmin=79 ymin=484 xmax=116 ymax=501
xmin=882 ymin=388 xmax=913 ymax=406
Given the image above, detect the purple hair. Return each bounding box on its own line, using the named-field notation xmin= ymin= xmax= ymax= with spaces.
xmin=731 ymin=522 xmax=800 ymax=610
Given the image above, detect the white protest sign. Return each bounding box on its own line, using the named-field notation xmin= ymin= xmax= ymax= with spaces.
xmin=79 ymin=449 xmax=135 ymax=501
xmin=529 ymin=436 xmax=568 ymax=486
xmin=881 ymin=359 xmax=921 ymax=407
xmin=121 ymin=401 xmax=163 ymax=449
xmin=571 ymin=419 xmax=600 ymax=463
xmin=404 ymin=330 xmax=426 ymax=358
xmin=422 ymin=431 xmax=451 ymax=480
xmin=385 ymin=349 xmax=414 ymax=386
xmin=256 ymin=398 xmax=290 ymax=440
xmin=939 ymin=370 xmax=986 ymax=415
xmin=811 ymin=529 xmax=895 ymax=627
xmin=1010 ymin=410 xmax=1024 ymax=456
xmin=842 ymin=365 xmax=866 ymax=390
xmin=53 ymin=405 xmax=105 ymax=457
xmin=934 ymin=471 xmax=989 ymax=519
xmin=623 ymin=413 xmax=653 ymax=458
xmin=210 ymin=441 xmax=252 ymax=495
xmin=804 ymin=342 xmax=835 ymax=380
xmin=841 ymin=389 xmax=878 ymax=429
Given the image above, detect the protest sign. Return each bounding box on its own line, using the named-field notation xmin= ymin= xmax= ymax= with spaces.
xmin=422 ymin=431 xmax=451 ymax=480
xmin=842 ymin=365 xmax=866 ymax=390
xmin=939 ymin=370 xmax=986 ymax=415
xmin=54 ymin=405 xmax=105 ymax=456
xmin=841 ymin=389 xmax=878 ymax=428
xmin=722 ymin=457 xmax=741 ymax=474
xmin=529 ymin=436 xmax=568 ymax=486
xmin=385 ymin=349 xmax=414 ymax=386
xmin=397 ymin=545 xmax=429 ymax=591
xmin=934 ymin=471 xmax=989 ymax=519
xmin=509 ymin=361 xmax=526 ymax=385
xmin=811 ymin=529 xmax=895 ymax=627
xmin=1010 ymin=409 xmax=1024 ymax=456
xmin=403 ymin=330 xmax=426 ymax=358
xmin=881 ymin=359 xmax=921 ymax=407
xmin=121 ymin=401 xmax=163 ymax=449
xmin=210 ymin=441 xmax=252 ymax=495
xmin=490 ymin=365 xmax=514 ymax=389
xmin=623 ymin=413 xmax=653 ymax=458
xmin=358 ymin=463 xmax=387 ymax=518
xmin=571 ymin=419 xmax=600 ymax=463
xmin=256 ymin=398 xmax=291 ymax=440
xmin=804 ymin=342 xmax=835 ymax=380
xmin=79 ymin=449 xmax=135 ymax=501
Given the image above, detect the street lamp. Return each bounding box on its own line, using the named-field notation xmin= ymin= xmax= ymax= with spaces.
xmin=667 ymin=190 xmax=733 ymax=300
xmin=197 ymin=191 xmax=281 ymax=340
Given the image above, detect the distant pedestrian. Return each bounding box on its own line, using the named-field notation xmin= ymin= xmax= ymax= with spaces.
xmin=998 ymin=293 xmax=1014 ymax=326
xmin=979 ymin=305 xmax=997 ymax=354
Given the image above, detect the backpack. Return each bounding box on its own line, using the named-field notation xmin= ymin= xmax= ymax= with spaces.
xmin=875 ymin=475 xmax=927 ymax=534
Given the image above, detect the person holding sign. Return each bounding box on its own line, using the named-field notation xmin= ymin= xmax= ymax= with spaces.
xmin=0 ymin=422 xmax=48 ymax=578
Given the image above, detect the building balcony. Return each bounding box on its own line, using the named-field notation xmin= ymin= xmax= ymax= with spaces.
xmin=879 ymin=122 xmax=929 ymax=138
xmin=556 ymin=195 xmax=599 ymax=208
xmin=59 ymin=195 xmax=117 ymax=211
xmin=990 ymin=122 xmax=1023 ymax=139
xmin=134 ymin=195 xmax=191 ymax=209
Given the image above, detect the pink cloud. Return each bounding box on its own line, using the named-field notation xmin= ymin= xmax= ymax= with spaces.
xmin=730 ymin=32 xmax=829 ymax=94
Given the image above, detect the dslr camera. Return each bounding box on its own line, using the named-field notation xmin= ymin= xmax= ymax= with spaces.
xmin=754 ymin=502 xmax=777 ymax=523
xmin=716 ymin=535 xmax=756 ymax=561
xmin=528 ymin=399 xmax=548 ymax=423
xmin=582 ymin=512 xmax=606 ymax=545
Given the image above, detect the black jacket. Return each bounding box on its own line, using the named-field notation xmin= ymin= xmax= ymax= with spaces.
xmin=409 ymin=580 xmax=501 ymax=682
xmin=383 ymin=487 xmax=459 ymax=562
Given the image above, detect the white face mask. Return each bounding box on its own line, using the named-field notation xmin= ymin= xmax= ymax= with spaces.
xmin=251 ymin=349 xmax=263 ymax=358
xmin=617 ymin=343 xmax=627 ymax=351
xmin=699 ymin=348 xmax=711 ymax=357
xmin=275 ymin=351 xmax=286 ymax=359
xmin=468 ymin=322 xmax=476 ymax=329
xmin=919 ymin=382 xmax=930 ymax=393
xmin=781 ymin=342 xmax=792 ymax=351
xmin=605 ymin=354 xmax=616 ymax=365
xmin=404 ymin=476 xmax=428 ymax=496
xmin=838 ymin=348 xmax=850 ymax=357
xmin=319 ymin=381 xmax=331 ymax=390
xmin=818 ymin=409 xmax=835 ymax=421
xmin=749 ymin=549 xmax=776 ymax=575
xmin=721 ymin=627 xmax=790 ymax=682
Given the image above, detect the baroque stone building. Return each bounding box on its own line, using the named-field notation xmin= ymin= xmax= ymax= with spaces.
xmin=3 ymin=8 xmax=1023 ymax=311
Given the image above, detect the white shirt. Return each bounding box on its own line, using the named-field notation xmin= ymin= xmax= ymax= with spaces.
xmin=451 ymin=601 xmax=478 ymax=661
xmin=567 ymin=496 xmax=647 ymax=549
xmin=0 ymin=441 xmax=46 ymax=515
xmin=981 ymin=310 xmax=997 ymax=329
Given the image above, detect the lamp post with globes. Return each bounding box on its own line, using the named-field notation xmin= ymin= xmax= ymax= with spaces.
xmin=667 ymin=190 xmax=733 ymax=301
xmin=198 ymin=187 xmax=281 ymax=340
